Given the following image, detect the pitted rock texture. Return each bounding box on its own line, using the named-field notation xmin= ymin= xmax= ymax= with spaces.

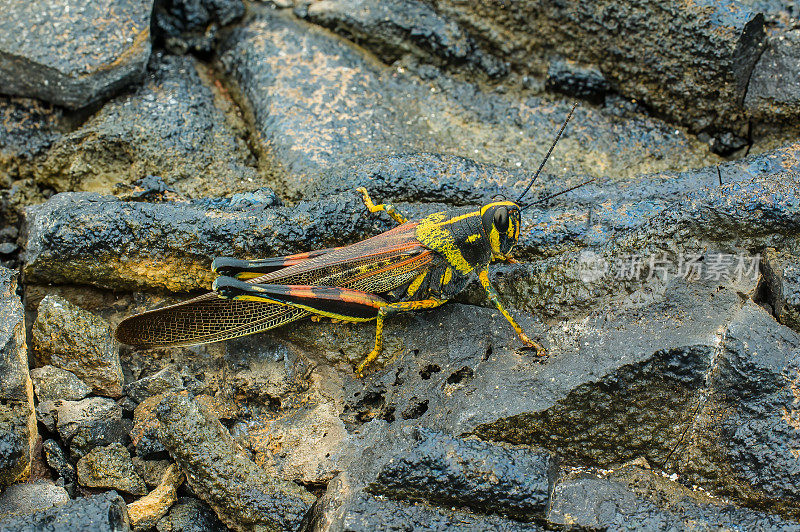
xmin=155 ymin=393 xmax=316 ymax=531
xmin=30 ymin=365 xmax=91 ymax=402
xmin=746 ymin=28 xmax=800 ymax=119
xmin=39 ymin=53 xmax=261 ymax=198
xmin=0 ymin=267 xmax=35 ymax=488
xmin=0 ymin=491 xmax=131 ymax=532
xmin=431 ymin=0 xmax=766 ymax=132
xmin=547 ymin=466 xmax=799 ymax=529
xmin=56 ymin=396 xmax=127 ymax=459
xmin=77 ymin=443 xmax=148 ymax=496
xmin=33 ymin=295 xmax=124 ymax=397
xmin=303 ymin=0 xmax=508 ymax=78
xmin=220 ymin=8 xmax=716 ymax=200
xmin=0 ymin=0 xmax=152 ymax=109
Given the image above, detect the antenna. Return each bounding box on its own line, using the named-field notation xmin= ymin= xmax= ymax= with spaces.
xmin=515 ymin=102 xmax=578 ymax=205
xmin=531 ymin=177 xmax=596 ymax=205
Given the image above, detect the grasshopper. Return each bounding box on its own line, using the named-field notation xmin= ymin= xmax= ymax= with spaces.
xmin=115 ymin=104 xmax=591 ymax=376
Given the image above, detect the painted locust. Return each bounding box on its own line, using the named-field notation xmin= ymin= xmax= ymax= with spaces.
xmin=115 ymin=105 xmax=589 ymax=376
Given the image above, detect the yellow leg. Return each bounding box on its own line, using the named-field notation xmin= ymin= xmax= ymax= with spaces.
xmin=356 ymin=187 xmax=408 ymax=225
xmin=478 ymin=269 xmax=546 ymax=356
xmin=356 ymin=298 xmax=446 ymax=377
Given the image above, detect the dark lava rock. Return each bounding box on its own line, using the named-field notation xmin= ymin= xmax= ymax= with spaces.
xmin=39 ymin=54 xmax=261 ymax=199
xmin=32 ymin=295 xmax=124 ymax=397
xmin=155 ymin=392 xmax=316 ymax=531
xmin=0 ymin=267 xmax=36 ymax=488
xmin=220 ymin=8 xmax=715 ymax=200
xmin=156 ymin=497 xmax=227 ymax=532
xmin=761 ymin=247 xmax=800 ymax=331
xmin=303 ymin=0 xmax=507 ymax=78
xmin=365 ymin=428 xmax=554 ymax=521
xmin=56 ymin=396 xmax=127 ymax=459
xmin=311 ymin=474 xmax=544 ymax=532
xmin=153 ymin=0 xmax=245 ymax=54
xmin=432 ymin=0 xmax=765 ymax=133
xmin=23 ymin=190 xmax=391 ymax=292
xmin=746 ymin=28 xmax=800 ymax=120
xmin=0 ymin=97 xmax=66 ymax=183
xmin=133 ymin=457 xmax=174 ymax=489
xmin=124 ymin=366 xmax=185 ymax=404
xmin=545 ymin=58 xmax=609 ymax=104
xmin=0 ymin=481 xmax=70 ymax=518
xmin=547 ymin=466 xmax=799 ymax=529
xmin=0 ymin=491 xmax=131 ymax=532
xmin=672 ymin=302 xmax=800 ymax=517
xmin=30 ymin=365 xmax=92 ymax=402
xmin=0 ymin=0 xmax=152 ymax=109
xmin=42 ymin=438 xmax=77 ymax=485
xmin=131 ymin=394 xmax=169 ymax=457
xmin=77 ymin=443 xmax=148 ymax=496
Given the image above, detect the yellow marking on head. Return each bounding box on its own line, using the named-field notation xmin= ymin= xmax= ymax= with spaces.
xmin=507 ymin=218 xmax=516 ymax=239
xmin=466 ymin=233 xmax=481 ymax=243
xmin=407 ymin=271 xmax=427 ymax=296
xmin=479 ymin=201 xmax=518 ymax=217
xmin=441 ymin=267 xmax=453 ymax=286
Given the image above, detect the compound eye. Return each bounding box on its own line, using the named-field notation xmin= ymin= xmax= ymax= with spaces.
xmin=493 ymin=207 xmax=509 ymax=233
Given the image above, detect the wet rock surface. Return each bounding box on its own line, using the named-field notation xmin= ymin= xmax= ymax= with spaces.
xmin=77 ymin=443 xmax=148 ymax=496
xmin=4 ymin=0 xmax=800 ymax=530
xmin=0 ymin=0 xmax=152 ymax=109
xmin=431 ymin=0 xmax=766 ymax=133
xmin=0 ymin=491 xmax=131 ymax=532
xmin=39 ymin=54 xmax=261 ymax=198
xmin=220 ymin=7 xmax=716 ymax=200
xmin=155 ymin=393 xmax=316 ymax=531
xmin=33 ymin=295 xmax=124 ymax=397
xmin=0 ymin=267 xmax=35 ymax=488
xmin=0 ymin=481 xmax=70 ymax=518
xmin=30 ymin=365 xmax=92 ymax=402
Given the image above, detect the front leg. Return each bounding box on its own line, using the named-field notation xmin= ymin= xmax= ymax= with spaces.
xmin=356 ymin=187 xmax=408 ymax=225
xmin=357 ymin=298 xmax=446 ymax=377
xmin=477 ymin=269 xmax=546 ymax=356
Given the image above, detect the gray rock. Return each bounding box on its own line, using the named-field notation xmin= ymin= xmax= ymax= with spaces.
xmin=156 ymin=497 xmax=227 ymax=532
xmin=34 ymin=400 xmax=60 ymax=433
xmin=124 ymin=366 xmax=185 ymax=404
xmin=545 ymin=58 xmax=609 ymax=104
xmin=0 ymin=481 xmax=69 ymax=518
xmin=56 ymin=396 xmax=127 ymax=459
xmin=153 ymin=0 xmax=245 ymax=54
xmin=0 ymin=0 xmax=152 ymax=109
xmin=30 ymin=365 xmax=91 ymax=402
xmin=366 ymin=428 xmax=554 ymax=521
xmin=674 ymin=302 xmax=800 ymax=517
xmin=431 ymin=0 xmax=765 ymax=133
xmin=310 ymin=474 xmax=544 ymax=531
xmin=42 ymin=439 xmax=76 ymax=485
xmin=155 ymin=393 xmax=316 ymax=531
xmin=77 ymin=443 xmax=148 ymax=496
xmin=0 ymin=491 xmax=131 ymax=532
xmin=761 ymin=247 xmax=800 ymax=332
xmin=746 ymin=29 xmax=800 ymax=119
xmin=0 ymin=97 xmax=65 ymax=183
xmin=38 ymin=53 xmax=262 ymax=199
xmin=132 ymin=457 xmax=174 ymax=489
xmin=546 ymin=466 xmax=798 ymax=530
xmin=33 ymin=295 xmax=124 ymax=397
xmin=131 ymin=394 xmax=169 ymax=458
xmin=219 ymin=8 xmax=716 ymax=200
xmin=0 ymin=267 xmax=35 ymax=488
xmin=303 ymin=0 xmax=507 ymax=78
